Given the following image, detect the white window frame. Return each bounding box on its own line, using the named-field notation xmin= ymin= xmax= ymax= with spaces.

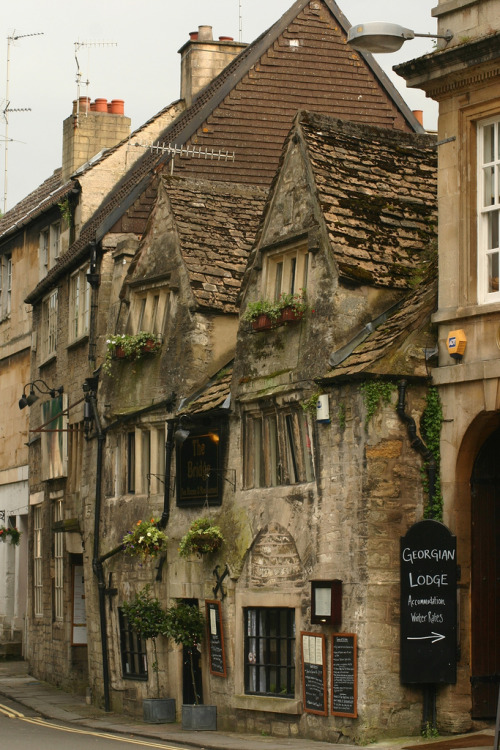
xmin=54 ymin=499 xmax=64 ymax=620
xmin=39 ymin=222 xmax=61 ymax=277
xmin=69 ymin=266 xmax=90 ymax=342
xmin=477 ymin=116 xmax=500 ymax=304
xmin=128 ymin=287 xmax=170 ymax=335
xmin=33 ymin=506 xmax=43 ymax=617
xmin=0 ymin=253 xmax=12 ymax=320
xmin=264 ymin=242 xmax=309 ymax=301
xmin=41 ymin=289 xmax=58 ymax=360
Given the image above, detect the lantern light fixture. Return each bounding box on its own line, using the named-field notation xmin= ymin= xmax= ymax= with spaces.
xmin=19 ymin=380 xmax=63 ymax=410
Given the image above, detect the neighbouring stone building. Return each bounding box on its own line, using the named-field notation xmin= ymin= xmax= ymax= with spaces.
xmin=13 ymin=0 xmax=443 ymax=743
xmin=396 ymin=0 xmax=500 ymax=726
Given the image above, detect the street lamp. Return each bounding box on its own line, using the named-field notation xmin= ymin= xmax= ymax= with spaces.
xmin=347 ymin=22 xmax=453 ymax=54
xmin=18 ymin=380 xmax=63 ymax=409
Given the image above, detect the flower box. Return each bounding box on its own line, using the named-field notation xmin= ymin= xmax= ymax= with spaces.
xmin=279 ymin=305 xmax=304 ymax=323
xmin=252 ymin=313 xmax=274 ymax=331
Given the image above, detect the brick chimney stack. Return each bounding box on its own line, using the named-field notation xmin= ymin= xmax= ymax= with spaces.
xmin=62 ymin=97 xmax=131 ymax=182
xmin=179 ymin=26 xmax=247 ymax=108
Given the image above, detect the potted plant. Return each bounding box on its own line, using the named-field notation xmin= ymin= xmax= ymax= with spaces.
xmin=0 ymin=526 xmax=21 ymax=546
xmin=121 ymin=585 xmax=175 ymax=723
xmin=122 ymin=518 xmax=168 ymax=562
xmin=164 ymin=601 xmax=216 ymax=730
xmin=277 ymin=289 xmax=310 ymax=323
xmin=179 ymin=518 xmax=224 ymax=558
xmin=103 ymin=332 xmax=161 ymax=374
xmin=241 ymin=299 xmax=281 ymax=330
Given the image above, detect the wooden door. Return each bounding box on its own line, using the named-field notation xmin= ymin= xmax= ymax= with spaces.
xmin=470 ymin=428 xmax=500 ymax=717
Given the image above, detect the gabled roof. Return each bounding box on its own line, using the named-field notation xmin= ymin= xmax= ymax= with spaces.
xmin=322 ymin=274 xmax=437 ymax=381
xmin=180 ymin=367 xmax=233 ymax=415
xmin=0 ymin=170 xmax=74 ymax=243
xmin=26 ymin=0 xmax=423 ymax=305
xmin=298 ymin=112 xmax=437 ymax=289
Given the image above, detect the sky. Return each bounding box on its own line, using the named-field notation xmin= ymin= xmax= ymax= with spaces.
xmin=1 ymin=0 xmax=439 ymax=212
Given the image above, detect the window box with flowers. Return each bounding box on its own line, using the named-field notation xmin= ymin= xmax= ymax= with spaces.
xmin=242 ymin=290 xmax=311 ymax=331
xmin=122 ymin=518 xmax=168 ymax=561
xmin=104 ymin=332 xmax=161 ymax=374
xmin=179 ymin=518 xmax=224 ymax=558
xmin=0 ymin=526 xmax=21 ymax=546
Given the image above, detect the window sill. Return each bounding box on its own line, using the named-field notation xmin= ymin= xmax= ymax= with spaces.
xmin=234 ymin=694 xmax=302 ymax=714
xmin=40 ymin=354 xmax=57 ymax=368
xmin=67 ymin=333 xmax=89 ymax=350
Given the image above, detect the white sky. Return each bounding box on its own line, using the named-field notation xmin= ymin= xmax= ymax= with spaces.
xmin=1 ymin=0 xmax=439 ymax=211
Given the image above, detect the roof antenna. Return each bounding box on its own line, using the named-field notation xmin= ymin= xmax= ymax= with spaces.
xmin=3 ymin=30 xmax=43 ymax=213
xmin=74 ymin=40 xmax=117 ymax=127
xmin=239 ymin=0 xmax=243 ymax=42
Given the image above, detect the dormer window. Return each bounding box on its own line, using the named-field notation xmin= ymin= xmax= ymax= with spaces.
xmin=478 ymin=117 xmax=500 ymax=303
xmin=127 ymin=286 xmax=170 ymax=335
xmin=40 ymin=222 xmax=61 ymax=277
xmin=264 ymin=242 xmax=309 ymax=300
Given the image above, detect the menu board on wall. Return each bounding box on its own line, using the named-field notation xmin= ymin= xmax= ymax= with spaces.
xmin=301 ymin=632 xmax=327 ymax=716
xmin=331 ymin=633 xmax=357 ymax=717
xmin=206 ymin=600 xmax=227 ymax=677
xmin=72 ymin=565 xmax=87 ymax=646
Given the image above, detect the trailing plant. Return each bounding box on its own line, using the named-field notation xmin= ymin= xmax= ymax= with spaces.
xmin=0 ymin=526 xmax=21 ymax=546
xmin=242 ymin=289 xmax=311 ymax=326
xmin=122 ymin=585 xmax=169 ymax=698
xmin=122 ymin=518 xmax=168 ymax=561
xmin=421 ymin=721 xmax=439 ymax=739
xmin=103 ymin=332 xmax=161 ymax=374
xmin=164 ymin=601 xmax=205 ymax=705
xmin=58 ymin=196 xmax=72 ymax=225
xmin=360 ymin=381 xmax=397 ymax=430
xmin=338 ymin=401 xmax=346 ymax=430
xmin=301 ymin=390 xmax=321 ymax=416
xmin=420 ymin=386 xmax=443 ymax=520
xmin=179 ymin=517 xmax=224 ymax=558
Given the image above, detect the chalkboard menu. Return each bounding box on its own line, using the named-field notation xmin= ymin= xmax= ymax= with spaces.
xmin=331 ymin=633 xmax=357 ymax=717
xmin=301 ymin=632 xmax=327 ymax=716
xmin=400 ymin=520 xmax=457 ymax=684
xmin=206 ymin=600 xmax=227 ymax=677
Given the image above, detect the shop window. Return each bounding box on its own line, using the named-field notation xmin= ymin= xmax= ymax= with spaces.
xmin=478 ymin=116 xmax=500 ymax=303
xmin=244 ymin=406 xmax=314 ymax=488
xmin=69 ymin=266 xmax=90 ymax=341
xmin=264 ymin=243 xmax=309 ymax=300
xmin=244 ymin=607 xmax=295 ymax=698
xmin=33 ymin=506 xmax=43 ymax=617
xmin=119 ymin=609 xmax=148 ymax=680
xmin=41 ymin=289 xmax=58 ymax=360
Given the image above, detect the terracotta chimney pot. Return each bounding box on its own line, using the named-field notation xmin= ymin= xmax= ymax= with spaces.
xmin=189 ymin=31 xmax=198 ymax=41
xmin=110 ymin=99 xmax=125 ymax=115
xmin=219 ymin=36 xmax=234 ymax=41
xmin=94 ymin=98 xmax=108 ymax=112
xmin=79 ymin=96 xmax=91 ymax=112
xmin=412 ymin=109 xmax=424 ymax=127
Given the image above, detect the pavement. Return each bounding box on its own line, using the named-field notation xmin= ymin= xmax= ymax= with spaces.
xmin=0 ymin=660 xmax=496 ymax=750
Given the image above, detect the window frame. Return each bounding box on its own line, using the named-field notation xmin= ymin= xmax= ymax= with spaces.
xmin=41 ymin=289 xmax=58 ymax=360
xmin=127 ymin=286 xmax=170 ymax=336
xmin=0 ymin=253 xmax=12 ymax=320
xmin=263 ymin=242 xmax=309 ymax=301
xmin=39 ymin=222 xmax=61 ymax=277
xmin=54 ymin=499 xmax=64 ymax=621
xmin=69 ymin=265 xmax=90 ymax=342
xmin=118 ymin=608 xmax=148 ymax=680
xmin=477 ymin=116 xmax=500 ymax=304
xmin=33 ymin=506 xmax=43 ymax=617
xmin=244 ymin=607 xmax=296 ymax=698
xmin=244 ymin=405 xmax=314 ymax=489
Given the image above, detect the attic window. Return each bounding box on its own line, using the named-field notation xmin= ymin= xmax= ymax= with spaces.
xmin=263 ymin=242 xmax=309 ymax=300
xmin=127 ymin=288 xmax=170 ymax=335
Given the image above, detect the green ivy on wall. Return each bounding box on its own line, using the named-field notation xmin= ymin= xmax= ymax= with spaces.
xmin=420 ymin=386 xmax=443 ymax=520
xmin=360 ymin=381 xmax=396 ymax=430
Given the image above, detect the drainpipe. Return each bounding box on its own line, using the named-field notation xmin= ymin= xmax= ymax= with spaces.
xmin=396 ymin=380 xmax=436 ymax=507
xmin=159 ymin=420 xmax=175 ymax=530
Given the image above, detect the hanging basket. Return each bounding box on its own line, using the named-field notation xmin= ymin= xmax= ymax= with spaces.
xmin=0 ymin=526 xmax=21 ymax=546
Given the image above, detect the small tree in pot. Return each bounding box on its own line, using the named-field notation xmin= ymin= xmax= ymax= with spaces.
xmin=122 ymin=585 xmax=175 ymax=723
xmin=164 ymin=600 xmax=216 ymax=730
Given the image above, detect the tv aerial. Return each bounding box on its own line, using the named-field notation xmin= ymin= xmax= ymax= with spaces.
xmin=74 ymin=40 xmax=117 ymax=126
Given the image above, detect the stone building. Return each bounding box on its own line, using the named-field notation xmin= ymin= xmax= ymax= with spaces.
xmin=19 ymin=0 xmax=431 ymax=737
xmin=395 ymin=0 xmax=500 ymax=726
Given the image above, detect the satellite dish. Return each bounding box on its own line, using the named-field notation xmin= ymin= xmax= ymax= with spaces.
xmin=347 ymin=22 xmax=415 ymax=53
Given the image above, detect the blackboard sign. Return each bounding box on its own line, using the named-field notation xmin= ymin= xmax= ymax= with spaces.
xmin=400 ymin=520 xmax=457 ymax=684
xmin=301 ymin=632 xmax=327 ymax=716
xmin=331 ymin=633 xmax=357 ymax=717
xmin=206 ymin=600 xmax=227 ymax=677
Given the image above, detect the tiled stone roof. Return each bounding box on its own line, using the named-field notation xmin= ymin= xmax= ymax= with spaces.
xmin=0 ymin=170 xmax=74 ymax=242
xmin=165 ymin=178 xmax=267 ymax=312
xmin=323 ymin=274 xmax=437 ymax=381
xmin=299 ymin=112 xmax=437 ymax=289
xmin=181 ymin=368 xmax=233 ymax=415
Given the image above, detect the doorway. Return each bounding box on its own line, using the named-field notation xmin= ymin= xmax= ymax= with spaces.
xmin=470 ymin=427 xmax=500 ymax=717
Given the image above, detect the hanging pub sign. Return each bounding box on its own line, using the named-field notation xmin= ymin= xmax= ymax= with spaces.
xmin=400 ymin=519 xmax=457 ymax=684
xmin=177 ymin=429 xmax=222 ymax=507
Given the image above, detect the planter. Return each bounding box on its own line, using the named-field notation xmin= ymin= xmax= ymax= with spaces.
xmin=252 ymin=313 xmax=274 ymax=331
xmin=141 ymin=339 xmax=158 ymax=354
xmin=143 ymin=698 xmax=176 ymax=724
xmin=182 ymin=704 xmax=217 ymax=730
xmin=279 ymin=305 xmax=304 ymax=323
xmin=113 ymin=345 xmax=126 ymax=359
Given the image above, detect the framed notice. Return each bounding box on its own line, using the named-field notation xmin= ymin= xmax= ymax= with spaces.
xmin=206 ymin=600 xmax=227 ymax=677
xmin=301 ymin=632 xmax=327 ymax=716
xmin=331 ymin=633 xmax=357 ymax=717
xmin=72 ymin=565 xmax=87 ymax=646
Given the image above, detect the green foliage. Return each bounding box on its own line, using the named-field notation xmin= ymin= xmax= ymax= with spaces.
xmin=338 ymin=401 xmax=346 ymax=430
xmin=178 ymin=517 xmax=224 ymax=558
xmin=58 ymin=197 xmax=72 ymax=225
xmin=242 ymin=289 xmax=310 ymax=325
xmin=360 ymin=381 xmax=397 ymax=430
xmin=122 ymin=518 xmax=168 ymax=561
xmin=420 ymin=387 xmax=443 ymax=520
xmin=421 ymin=721 xmax=439 ymax=739
xmin=122 ymin=585 xmax=169 ymax=698
xmin=164 ymin=601 xmax=205 ymax=649
xmin=301 ymin=390 xmax=321 ymax=416
xmin=103 ymin=332 xmax=161 ymax=374
xmin=0 ymin=526 xmax=21 ymax=546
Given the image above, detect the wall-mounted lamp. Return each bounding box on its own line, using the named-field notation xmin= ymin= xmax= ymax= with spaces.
xmin=19 ymin=380 xmax=64 ymax=410
xmin=311 ymin=579 xmax=342 ymax=627
xmin=347 ymin=22 xmax=453 ymax=54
